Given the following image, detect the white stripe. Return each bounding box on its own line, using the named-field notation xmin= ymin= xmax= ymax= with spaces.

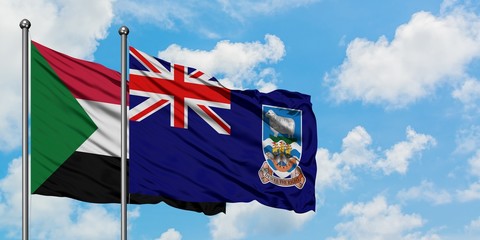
xmin=185 ymin=69 xmax=224 ymax=87
xmin=130 ymin=69 xmax=166 ymax=79
xmin=187 ymin=99 xmax=230 ymax=135
xmin=130 ymin=49 xmax=173 ymax=79
xmin=188 ymin=98 xmax=231 ymax=109
xmin=131 ymin=64 xmax=225 ymax=88
xmin=76 ymin=100 xmax=125 ymax=157
xmin=129 ymin=90 xmax=173 ymax=124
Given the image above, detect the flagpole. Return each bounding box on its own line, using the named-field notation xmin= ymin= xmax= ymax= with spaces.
xmin=20 ymin=18 xmax=31 ymax=240
xmin=119 ymin=25 xmax=129 ymax=240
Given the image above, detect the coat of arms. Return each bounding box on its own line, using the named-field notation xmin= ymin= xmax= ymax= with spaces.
xmin=259 ymin=105 xmax=306 ymax=189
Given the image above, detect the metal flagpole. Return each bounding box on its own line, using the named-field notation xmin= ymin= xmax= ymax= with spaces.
xmin=20 ymin=18 xmax=31 ymax=240
xmin=119 ymin=25 xmax=129 ymax=240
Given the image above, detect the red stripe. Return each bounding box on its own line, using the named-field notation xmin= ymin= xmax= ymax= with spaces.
xmin=190 ymin=70 xmax=204 ymax=79
xmin=33 ymin=41 xmax=121 ymax=104
xmin=130 ymin=47 xmax=160 ymax=73
xmin=130 ymin=99 xmax=169 ymax=121
xmin=173 ymin=65 xmax=185 ymax=128
xmin=199 ymin=105 xmax=231 ymax=134
xmin=129 ymin=75 xmax=230 ymax=104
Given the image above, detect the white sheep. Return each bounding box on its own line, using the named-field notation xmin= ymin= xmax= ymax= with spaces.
xmin=265 ymin=110 xmax=295 ymax=138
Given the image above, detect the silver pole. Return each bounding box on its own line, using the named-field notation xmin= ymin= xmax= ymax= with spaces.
xmin=19 ymin=18 xmax=31 ymax=240
xmin=119 ymin=25 xmax=129 ymax=240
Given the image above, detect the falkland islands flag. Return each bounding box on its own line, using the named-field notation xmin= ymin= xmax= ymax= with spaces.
xmin=31 ymin=41 xmax=225 ymax=215
xmin=129 ymin=47 xmax=317 ymax=213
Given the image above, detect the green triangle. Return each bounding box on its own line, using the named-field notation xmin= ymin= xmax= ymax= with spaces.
xmin=31 ymin=43 xmax=97 ymax=193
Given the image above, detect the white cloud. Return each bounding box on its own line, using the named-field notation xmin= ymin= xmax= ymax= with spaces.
xmin=434 ymin=216 xmax=480 ymax=240
xmin=115 ymin=0 xmax=320 ymax=39
xmin=0 ymin=157 xmax=23 ymax=232
xmin=217 ymin=0 xmax=319 ymax=21
xmin=128 ymin=206 xmax=141 ymax=219
xmin=456 ymin=149 xmax=480 ymax=202
xmin=31 ymin=201 xmax=119 ymax=240
xmin=326 ymin=7 xmax=480 ymax=108
xmin=328 ymin=196 xmax=429 ymax=240
xmin=465 ymin=216 xmax=480 ymax=233
xmin=0 ymin=157 xmax=120 ymax=239
xmin=316 ymin=126 xmax=435 ymax=190
xmin=126 ymin=206 xmax=141 ymax=232
xmin=315 ymin=126 xmax=375 ymax=190
xmin=340 ymin=126 xmax=376 ymax=167
xmin=396 ymin=180 xmax=452 ymax=205
xmin=209 ymin=201 xmax=314 ymax=240
xmin=254 ymin=68 xmax=279 ymax=93
xmin=0 ymin=0 xmax=115 ymax=151
xmin=5 ymin=0 xmax=114 ymax=60
xmin=115 ymin=0 xmax=193 ymax=30
xmin=375 ymin=127 xmax=436 ymax=175
xmin=155 ymin=228 xmax=182 ymax=240
xmin=403 ymin=232 xmax=442 ymax=240
xmin=315 ymin=148 xmax=354 ymax=191
xmin=452 ymin=78 xmax=480 ymax=111
xmin=440 ymin=0 xmax=459 ymax=13
xmin=158 ymin=34 xmax=285 ymax=91
xmin=457 ymin=182 xmax=480 ymax=202
xmin=454 ymin=125 xmax=480 ymax=154
xmin=468 ymin=150 xmax=480 ymax=178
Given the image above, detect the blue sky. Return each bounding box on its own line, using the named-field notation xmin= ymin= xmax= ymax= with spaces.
xmin=2 ymin=0 xmax=480 ymax=239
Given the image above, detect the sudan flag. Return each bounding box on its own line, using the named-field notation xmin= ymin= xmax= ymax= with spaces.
xmin=31 ymin=41 xmax=225 ymax=215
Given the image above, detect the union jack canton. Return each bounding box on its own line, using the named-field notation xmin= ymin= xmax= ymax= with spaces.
xmin=129 ymin=47 xmax=231 ymax=135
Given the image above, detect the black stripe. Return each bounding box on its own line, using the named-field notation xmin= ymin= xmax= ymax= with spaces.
xmin=34 ymin=151 xmax=225 ymax=215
